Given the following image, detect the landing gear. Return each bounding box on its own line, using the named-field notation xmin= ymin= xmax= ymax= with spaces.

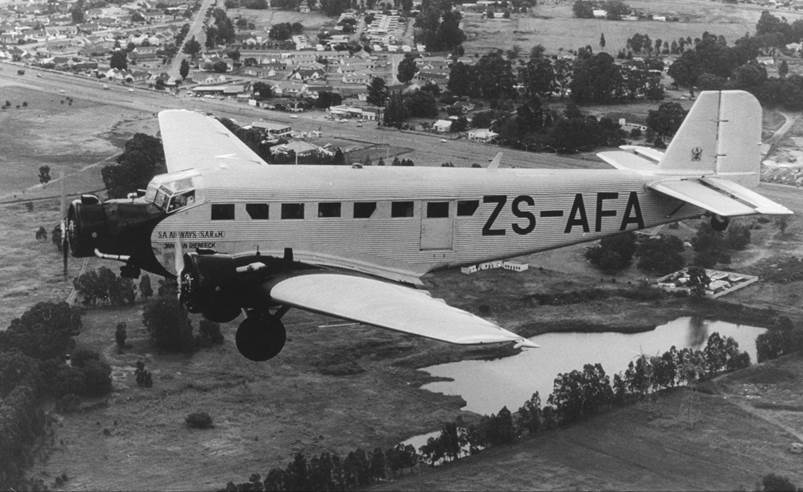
xmin=710 ymin=214 xmax=730 ymax=232
xmin=202 ymin=290 xmax=241 ymax=323
xmin=235 ymin=310 xmax=287 ymax=361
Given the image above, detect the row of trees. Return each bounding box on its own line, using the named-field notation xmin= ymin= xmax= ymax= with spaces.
xmin=220 ymin=331 xmax=753 ymax=490
xmin=206 ymin=8 xmax=236 ymax=49
xmin=73 ymin=267 xmax=147 ymax=306
xmin=0 ymin=302 xmax=112 ymax=488
xmin=586 ymin=218 xmax=757 ymax=275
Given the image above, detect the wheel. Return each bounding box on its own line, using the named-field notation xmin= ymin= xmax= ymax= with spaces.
xmin=235 ymin=314 xmax=286 ymax=361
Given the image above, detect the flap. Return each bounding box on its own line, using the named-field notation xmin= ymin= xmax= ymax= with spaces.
xmin=597 ymin=151 xmax=659 ymax=172
xmin=268 ymin=273 xmax=537 ymax=347
xmin=158 ymin=110 xmax=268 ymax=173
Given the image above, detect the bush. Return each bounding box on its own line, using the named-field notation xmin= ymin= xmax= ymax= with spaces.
xmin=185 ymin=411 xmax=213 ymax=429
xmin=143 ymin=297 xmax=195 ymax=353
xmin=55 ymin=393 xmax=81 ymax=413
xmin=585 ymin=232 xmax=637 ymax=272
xmin=135 ymin=360 xmax=153 ymax=388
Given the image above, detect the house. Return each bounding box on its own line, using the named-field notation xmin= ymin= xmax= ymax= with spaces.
xmin=248 ymin=121 xmax=293 ymax=140
xmin=271 ymin=141 xmax=333 ymax=159
xmin=592 ymin=9 xmax=607 ymax=18
xmin=433 ymin=119 xmax=453 ymax=133
xmin=468 ymin=128 xmax=498 ymax=143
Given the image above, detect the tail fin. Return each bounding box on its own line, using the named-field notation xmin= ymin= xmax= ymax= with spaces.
xmin=660 ymin=90 xmax=761 ymax=187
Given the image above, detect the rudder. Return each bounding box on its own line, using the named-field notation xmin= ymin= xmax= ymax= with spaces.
xmin=660 ymin=90 xmax=761 ymax=187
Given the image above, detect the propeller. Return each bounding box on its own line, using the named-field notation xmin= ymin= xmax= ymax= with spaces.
xmin=174 ymin=237 xmax=185 ymax=301
xmin=60 ymin=170 xmax=68 ymax=278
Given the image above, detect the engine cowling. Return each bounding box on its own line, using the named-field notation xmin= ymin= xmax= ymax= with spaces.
xmin=179 ymin=252 xmax=241 ymax=322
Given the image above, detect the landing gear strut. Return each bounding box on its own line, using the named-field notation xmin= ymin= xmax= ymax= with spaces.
xmin=235 ymin=307 xmax=288 ymax=361
xmin=710 ymin=214 xmax=730 ymax=232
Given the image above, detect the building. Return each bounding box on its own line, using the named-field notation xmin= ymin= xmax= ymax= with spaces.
xmin=248 ymin=121 xmax=293 ymax=140
xmin=468 ymin=128 xmax=498 ymax=143
xmin=433 ymin=119 xmax=452 ymax=133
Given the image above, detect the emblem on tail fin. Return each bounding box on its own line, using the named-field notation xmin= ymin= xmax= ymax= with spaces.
xmin=691 ymin=147 xmax=703 ymax=161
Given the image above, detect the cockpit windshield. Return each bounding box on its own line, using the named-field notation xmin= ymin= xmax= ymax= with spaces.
xmin=146 ymin=173 xmax=198 ymax=213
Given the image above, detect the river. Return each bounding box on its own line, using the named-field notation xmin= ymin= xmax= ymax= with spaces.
xmin=420 ymin=317 xmax=766 ymax=416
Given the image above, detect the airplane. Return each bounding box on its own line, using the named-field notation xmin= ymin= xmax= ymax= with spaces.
xmin=62 ymin=90 xmax=792 ymax=361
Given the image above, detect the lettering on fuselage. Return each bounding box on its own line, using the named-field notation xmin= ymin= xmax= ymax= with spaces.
xmin=481 ymin=192 xmax=644 ymax=236
xmin=156 ymin=230 xmax=225 ymax=240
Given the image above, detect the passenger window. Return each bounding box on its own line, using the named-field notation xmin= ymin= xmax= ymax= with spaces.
xmin=318 ymin=202 xmax=341 ymax=218
xmin=391 ymin=201 xmax=414 ymax=218
xmin=427 ymin=201 xmax=449 ymax=218
xmin=281 ymin=203 xmax=304 ymax=219
xmin=353 ymin=202 xmax=376 ymax=218
xmin=246 ymin=203 xmax=269 ymax=219
xmin=457 ymin=200 xmax=479 ymax=216
xmin=211 ymin=203 xmax=234 ymax=220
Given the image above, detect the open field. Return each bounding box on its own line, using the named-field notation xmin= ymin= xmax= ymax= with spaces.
xmin=227 ymin=7 xmax=333 ymax=34
xmin=464 ymin=0 xmax=803 ymax=57
xmin=371 ymin=354 xmax=803 ymax=491
xmin=0 ymin=84 xmax=149 ymax=198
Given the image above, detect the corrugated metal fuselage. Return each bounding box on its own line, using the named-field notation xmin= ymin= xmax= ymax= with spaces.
xmin=150 ymin=165 xmax=700 ymax=284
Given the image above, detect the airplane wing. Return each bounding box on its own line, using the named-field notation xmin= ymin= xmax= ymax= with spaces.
xmin=158 ymin=110 xmax=268 ymax=173
xmin=267 ymin=273 xmax=538 ymax=348
xmin=649 ymin=178 xmax=792 ymax=217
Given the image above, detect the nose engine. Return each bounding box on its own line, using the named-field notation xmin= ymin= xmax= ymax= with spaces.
xmin=67 ymin=195 xmax=109 ymax=257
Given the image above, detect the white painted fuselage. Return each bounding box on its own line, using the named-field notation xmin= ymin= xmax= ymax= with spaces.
xmin=149 ymin=165 xmax=700 ymax=285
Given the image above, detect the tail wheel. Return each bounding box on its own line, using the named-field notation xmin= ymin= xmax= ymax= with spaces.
xmin=235 ymin=314 xmax=286 ymax=361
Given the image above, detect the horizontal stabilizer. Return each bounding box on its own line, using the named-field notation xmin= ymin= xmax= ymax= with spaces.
xmin=268 ymin=273 xmax=537 ymax=348
xmin=649 ymin=178 xmax=792 ymax=217
xmin=597 ymin=151 xmax=659 ymax=172
xmin=619 ymin=145 xmax=665 ymax=163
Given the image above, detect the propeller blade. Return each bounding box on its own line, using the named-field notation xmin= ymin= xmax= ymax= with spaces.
xmin=174 ymin=237 xmax=184 ymax=275
xmin=60 ymin=171 xmax=68 ymax=277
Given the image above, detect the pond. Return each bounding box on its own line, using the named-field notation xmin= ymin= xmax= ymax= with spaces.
xmin=420 ymin=317 xmax=766 ymax=416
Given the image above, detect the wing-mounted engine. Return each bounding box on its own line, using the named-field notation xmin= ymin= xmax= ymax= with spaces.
xmin=177 ymin=248 xmax=318 ymax=361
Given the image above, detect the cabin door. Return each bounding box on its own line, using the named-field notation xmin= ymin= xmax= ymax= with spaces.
xmin=420 ymin=201 xmax=453 ymax=250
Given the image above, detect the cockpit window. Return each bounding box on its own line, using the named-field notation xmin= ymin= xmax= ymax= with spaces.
xmin=168 ymin=190 xmax=195 ymax=212
xmin=154 ymin=187 xmax=171 ymax=211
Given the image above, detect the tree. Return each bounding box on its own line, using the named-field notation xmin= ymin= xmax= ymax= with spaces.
xmin=102 ymin=133 xmax=165 ymax=199
xmin=585 ymin=232 xmax=637 ymax=272
xmin=646 ymin=102 xmax=686 ymax=138
xmin=570 ymin=52 xmax=622 ymax=103
xmin=779 ymin=59 xmax=789 ymax=78
xmin=760 ymin=473 xmax=798 ymax=492
xmin=110 ymin=50 xmax=128 ymax=70
xmin=572 ymin=0 xmax=594 ymax=18
xmin=320 ymin=0 xmax=349 ymax=16
xmin=70 ymin=0 xmax=85 ymax=24
xmin=135 ymin=360 xmax=153 ymax=387
xmin=115 ymin=322 xmax=127 ymax=350
xmin=139 ymin=274 xmax=153 ymax=299
xmin=212 ymin=60 xmax=228 ymax=73
xmin=384 ymin=91 xmax=408 ymax=128
xmin=142 ymin=297 xmax=195 ymax=353
xmin=253 ymin=81 xmax=273 ymax=100
xmin=0 ymin=302 xmax=81 ymax=360
xmin=476 ymin=50 xmax=515 ymax=100
xmin=636 ymin=235 xmax=685 ymax=275
xmin=516 ymin=392 xmax=542 ymax=435
xmin=182 ymin=36 xmax=201 ymax=56
xmin=404 ymin=90 xmax=438 ymax=118
xmin=367 ymin=77 xmax=388 ymax=106
xmin=668 ymin=51 xmax=700 ymax=95
xmin=448 ymin=62 xmax=477 ymax=97
xmin=397 ymin=54 xmax=418 ymax=84
xmin=38 ymin=165 xmax=51 ymax=185
xmin=599 ymin=33 xmax=606 ymax=48
xmin=519 ymin=56 xmax=555 ymax=99
xmin=686 ymin=266 xmax=710 ymax=298
xmin=185 ymin=411 xmax=213 ymax=428
xmin=179 ymin=58 xmax=190 ymax=80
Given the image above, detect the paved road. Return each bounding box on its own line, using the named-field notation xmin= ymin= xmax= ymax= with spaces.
xmin=167 ymin=0 xmax=219 ymax=79
xmin=0 ymin=60 xmax=602 ymax=170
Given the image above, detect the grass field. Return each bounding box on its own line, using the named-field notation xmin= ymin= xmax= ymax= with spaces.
xmin=464 ymin=0 xmax=803 ymax=57
xmin=0 ymin=85 xmax=145 ymax=198
xmin=371 ymin=354 xmax=803 ymax=491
